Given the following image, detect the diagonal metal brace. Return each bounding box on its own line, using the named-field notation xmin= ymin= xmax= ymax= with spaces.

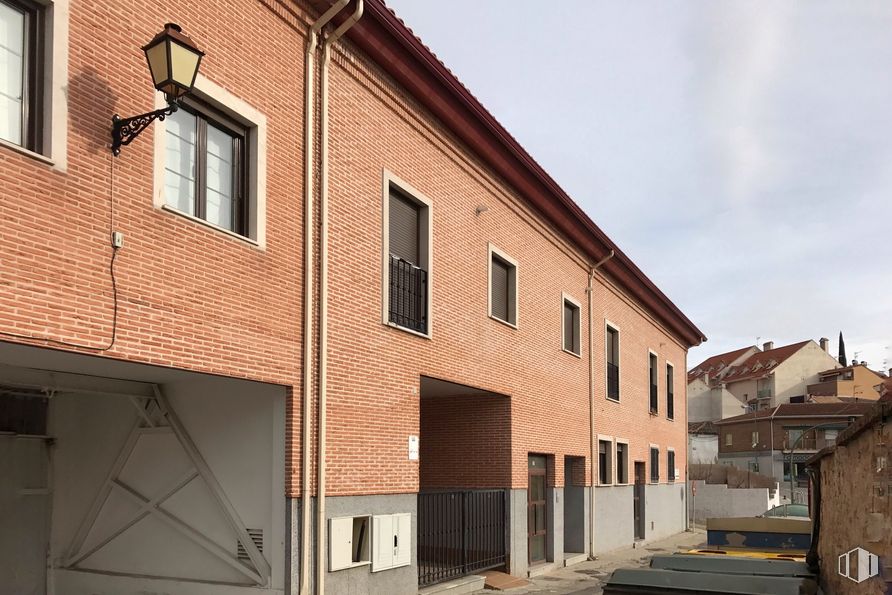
xmin=111 ymin=102 xmax=178 ymax=156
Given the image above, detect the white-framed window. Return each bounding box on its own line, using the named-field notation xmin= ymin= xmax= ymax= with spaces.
xmin=725 ymin=433 xmax=733 ymax=446
xmin=667 ymin=448 xmax=676 ymax=482
xmin=562 ymin=293 xmax=581 ymax=356
xmin=381 ymin=170 xmax=432 ymax=337
xmin=751 ymin=431 xmax=759 ymax=447
xmin=0 ymin=0 xmax=68 ymax=168
xmin=153 ymin=74 xmax=267 ymax=247
xmin=666 ymin=362 xmax=675 ymax=420
xmin=598 ymin=437 xmax=613 ymax=485
xmin=648 ymin=350 xmax=658 ymax=414
xmin=615 ymin=439 xmax=629 ymax=484
xmin=605 ymin=321 xmax=620 ymax=401
xmin=649 ymin=445 xmax=660 ymax=483
xmin=488 ymin=243 xmax=517 ymax=328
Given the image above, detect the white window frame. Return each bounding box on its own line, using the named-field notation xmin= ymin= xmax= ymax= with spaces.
xmin=487 ymin=243 xmax=518 ymax=329
xmin=667 ymin=447 xmax=676 ymax=482
xmin=380 ymin=169 xmax=433 ymax=339
xmin=666 ymin=360 xmax=675 ymax=420
xmin=0 ymin=0 xmax=68 ymax=170
xmin=561 ymin=292 xmax=582 ymax=357
xmin=648 ymin=349 xmax=659 ymax=415
xmin=605 ymin=320 xmax=621 ymax=403
xmin=615 ymin=438 xmax=630 ymax=484
xmin=597 ymin=434 xmax=613 ymax=486
xmin=152 ymin=74 xmax=268 ymax=248
xmin=649 ymin=444 xmax=660 ymax=484
xmin=725 ymin=433 xmax=733 ymax=446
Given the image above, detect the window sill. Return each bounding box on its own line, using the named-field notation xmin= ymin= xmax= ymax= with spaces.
xmin=562 ymin=348 xmax=582 ymax=359
xmin=596 ymin=483 xmax=615 ymax=488
xmin=333 ymin=560 xmax=371 ymax=572
xmin=606 ymin=397 xmax=620 ymax=404
xmin=489 ymin=314 xmax=517 ymax=330
xmin=649 ymin=410 xmax=659 ymax=417
xmin=0 ymin=138 xmax=55 ymax=167
xmin=385 ymin=321 xmax=431 ymax=340
xmin=160 ymin=204 xmax=261 ymax=248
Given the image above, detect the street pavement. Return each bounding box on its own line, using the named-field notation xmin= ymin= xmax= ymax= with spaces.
xmin=485 ymin=529 xmax=706 ymax=594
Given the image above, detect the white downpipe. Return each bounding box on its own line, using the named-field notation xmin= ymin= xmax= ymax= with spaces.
xmin=316 ymin=3 xmax=363 ymax=594
xmin=587 ymin=250 xmax=613 ymax=559
xmin=300 ymin=3 xmax=350 ymax=595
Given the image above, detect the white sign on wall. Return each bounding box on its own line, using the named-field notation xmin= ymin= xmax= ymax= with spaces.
xmin=408 ymin=435 xmax=419 ymax=460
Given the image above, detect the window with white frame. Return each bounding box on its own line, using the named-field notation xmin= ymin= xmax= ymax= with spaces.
xmin=382 ymin=172 xmax=431 ymax=336
xmin=488 ymin=244 xmax=517 ymax=327
xmin=0 ymin=0 xmax=44 ymax=150
xmin=650 ymin=446 xmax=659 ymax=482
xmin=648 ymin=352 xmax=658 ymax=414
xmin=615 ymin=441 xmax=628 ymax=483
xmin=562 ymin=294 xmax=581 ymax=355
xmin=154 ymin=75 xmax=267 ymax=246
xmin=667 ymin=449 xmax=676 ymax=482
xmin=666 ymin=363 xmax=674 ymax=420
xmin=606 ymin=324 xmax=620 ymax=400
xmin=598 ymin=439 xmax=612 ymax=485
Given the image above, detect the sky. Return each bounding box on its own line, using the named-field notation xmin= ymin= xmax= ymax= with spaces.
xmin=384 ymin=0 xmax=892 ymax=371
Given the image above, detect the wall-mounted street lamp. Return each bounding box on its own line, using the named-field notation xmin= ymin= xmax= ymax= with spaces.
xmin=111 ymin=23 xmax=205 ymax=156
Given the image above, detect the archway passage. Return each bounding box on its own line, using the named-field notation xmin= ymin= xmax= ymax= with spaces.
xmin=417 ymin=376 xmax=511 ymax=586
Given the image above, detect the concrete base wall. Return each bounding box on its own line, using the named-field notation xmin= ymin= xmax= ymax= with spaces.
xmin=688 ymin=482 xmax=779 ymax=524
xmin=645 ymin=483 xmax=687 ymax=542
xmin=593 ymin=485 xmax=634 ymax=553
xmin=508 ymin=489 xmax=528 ymax=577
xmin=290 ymin=494 xmax=418 ymax=595
xmin=563 ymin=486 xmax=589 ymax=554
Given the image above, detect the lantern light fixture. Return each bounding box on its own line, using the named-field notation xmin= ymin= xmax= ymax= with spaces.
xmin=111 ymin=23 xmax=205 ymax=156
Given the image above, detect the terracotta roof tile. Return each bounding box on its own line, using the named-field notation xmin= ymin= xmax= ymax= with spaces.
xmin=718 ymin=341 xmax=813 ymax=384
xmin=688 ymin=346 xmax=757 ymax=383
xmin=716 ymin=402 xmax=876 ymax=424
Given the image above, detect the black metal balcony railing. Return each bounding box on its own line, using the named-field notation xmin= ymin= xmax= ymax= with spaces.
xmin=389 ymin=255 xmax=427 ymax=334
xmin=649 ymin=384 xmax=658 ymax=413
xmin=607 ymin=362 xmax=619 ymax=400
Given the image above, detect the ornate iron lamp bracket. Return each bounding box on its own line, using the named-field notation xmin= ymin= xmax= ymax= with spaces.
xmin=111 ymin=101 xmax=179 ymax=156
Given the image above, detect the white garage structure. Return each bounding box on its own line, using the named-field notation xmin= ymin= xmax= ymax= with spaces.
xmin=0 ymin=343 xmax=287 ymax=595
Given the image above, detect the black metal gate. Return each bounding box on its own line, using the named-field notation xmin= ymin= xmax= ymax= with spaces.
xmin=418 ymin=489 xmax=508 ymax=586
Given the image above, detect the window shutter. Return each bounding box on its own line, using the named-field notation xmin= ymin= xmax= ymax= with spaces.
xmin=491 ymin=257 xmax=509 ymax=321
xmin=389 ymin=191 xmax=420 ymax=265
xmin=563 ymin=302 xmax=573 ymax=351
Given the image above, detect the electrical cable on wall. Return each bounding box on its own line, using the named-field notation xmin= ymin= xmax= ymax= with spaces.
xmin=0 ymin=153 xmax=121 ymax=352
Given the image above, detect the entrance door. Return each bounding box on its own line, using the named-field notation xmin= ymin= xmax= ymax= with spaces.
xmin=528 ymin=455 xmax=547 ymax=565
xmin=633 ymin=461 xmax=646 ymax=540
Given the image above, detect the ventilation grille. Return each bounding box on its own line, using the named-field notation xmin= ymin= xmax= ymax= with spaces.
xmin=237 ymin=529 xmax=263 ymax=562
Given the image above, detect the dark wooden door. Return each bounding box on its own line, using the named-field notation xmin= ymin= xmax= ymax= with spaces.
xmin=528 ymin=455 xmax=547 ymax=564
xmin=633 ymin=461 xmax=646 ymax=540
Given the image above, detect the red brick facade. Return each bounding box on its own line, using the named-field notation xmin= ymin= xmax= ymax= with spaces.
xmin=0 ymin=0 xmax=700 ymax=503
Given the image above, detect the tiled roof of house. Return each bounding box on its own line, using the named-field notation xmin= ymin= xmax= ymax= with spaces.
xmin=716 ymin=402 xmax=876 ymax=425
xmin=688 ymin=421 xmax=718 ymax=435
xmin=687 ymin=346 xmax=757 ymax=383
xmin=819 ymin=364 xmax=885 ymax=380
xmin=717 ymin=341 xmax=813 ymax=384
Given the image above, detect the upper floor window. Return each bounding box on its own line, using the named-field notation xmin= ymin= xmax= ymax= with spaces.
xmin=648 ymin=352 xmax=658 ymax=414
xmin=0 ymin=0 xmax=43 ymax=151
xmin=164 ymin=101 xmax=248 ymax=236
xmin=383 ymin=174 xmax=430 ymax=336
xmin=666 ymin=363 xmax=674 ymax=420
xmin=488 ymin=244 xmax=517 ymax=327
xmin=562 ymin=295 xmax=581 ymax=356
xmin=650 ymin=447 xmax=659 ymax=483
xmin=606 ymin=324 xmax=619 ymax=401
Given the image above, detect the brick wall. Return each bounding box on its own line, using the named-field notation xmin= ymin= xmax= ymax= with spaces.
xmin=320 ymin=37 xmax=691 ymax=496
xmin=419 ymin=393 xmax=511 ymax=489
xmin=0 ymin=0 xmax=313 ymax=493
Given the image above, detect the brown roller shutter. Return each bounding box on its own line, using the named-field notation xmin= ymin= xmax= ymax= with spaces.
xmin=491 ymin=256 xmax=509 ymax=321
xmin=389 ymin=190 xmax=420 ymax=265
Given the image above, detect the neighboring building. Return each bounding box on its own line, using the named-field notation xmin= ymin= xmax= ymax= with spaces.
xmin=807 ymin=402 xmax=892 ymax=593
xmin=688 ymin=339 xmax=840 ymax=422
xmin=687 ymin=346 xmax=758 ymax=422
xmin=714 ymin=403 xmax=874 ymax=503
xmin=0 ymin=1 xmax=705 ymax=594
xmin=808 ymin=363 xmax=886 ymax=400
xmin=688 ymin=421 xmax=719 ymax=465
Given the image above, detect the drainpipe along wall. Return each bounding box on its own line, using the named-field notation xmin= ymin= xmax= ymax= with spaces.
xmin=587 ymin=250 xmax=613 ymax=558
xmin=316 ymin=2 xmax=364 ymax=594
xmin=300 ymin=2 xmax=350 ymax=595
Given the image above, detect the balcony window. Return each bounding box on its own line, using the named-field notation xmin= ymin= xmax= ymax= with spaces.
xmin=384 ymin=177 xmax=431 ymax=335
xmin=606 ymin=325 xmax=619 ymax=401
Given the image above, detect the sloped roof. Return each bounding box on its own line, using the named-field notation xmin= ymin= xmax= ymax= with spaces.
xmin=688 ymin=421 xmax=718 ymax=435
xmin=716 ymin=402 xmax=876 ymax=425
xmin=718 ymin=341 xmax=813 ymax=384
xmin=688 ymin=346 xmax=757 ymax=383
xmin=819 ymin=364 xmax=886 ymax=380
